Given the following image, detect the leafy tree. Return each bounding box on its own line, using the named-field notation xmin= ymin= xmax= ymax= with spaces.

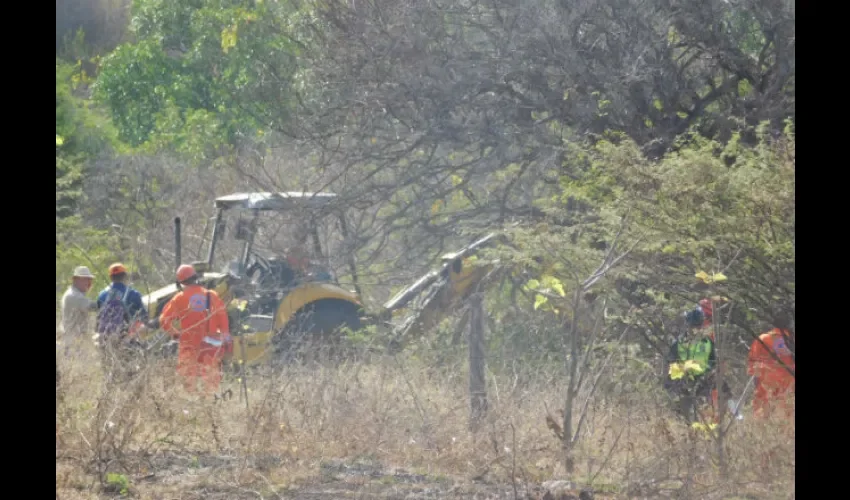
xmin=93 ymin=0 xmax=316 ymax=161
xmin=56 ymin=58 xmax=119 ymax=219
xmin=545 ymin=121 xmax=795 ymax=350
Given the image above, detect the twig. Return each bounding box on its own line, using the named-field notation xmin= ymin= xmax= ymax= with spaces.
xmin=391 ymin=353 xmax=433 ymax=444
xmin=572 ymin=324 xmax=631 ymax=445
xmin=510 ymin=422 xmax=519 ymax=500
xmin=590 ymin=426 xmax=626 ymax=484
xmin=238 ymin=339 xmax=251 ymax=413
xmin=575 ymin=297 xmax=611 ymax=392
xmin=582 ymin=235 xmax=644 ymax=291
xmin=720 ymin=247 xmax=744 ymax=274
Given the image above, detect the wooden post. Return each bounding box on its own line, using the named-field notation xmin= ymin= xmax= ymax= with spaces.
xmin=468 ymin=293 xmax=487 ymax=432
xmin=452 ymin=306 xmax=471 ymax=346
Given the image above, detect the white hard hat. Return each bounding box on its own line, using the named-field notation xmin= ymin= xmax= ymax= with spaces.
xmin=73 ymin=266 xmax=95 ymax=278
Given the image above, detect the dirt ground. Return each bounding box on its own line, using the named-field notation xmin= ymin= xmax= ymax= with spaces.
xmin=57 ymin=453 xmax=616 ymax=499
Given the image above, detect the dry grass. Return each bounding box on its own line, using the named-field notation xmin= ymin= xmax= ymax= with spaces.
xmin=56 ymin=339 xmax=794 ymax=499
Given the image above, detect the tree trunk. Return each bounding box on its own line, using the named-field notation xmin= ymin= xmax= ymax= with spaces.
xmin=713 ymin=299 xmax=728 ymax=477
xmin=562 ymin=288 xmax=583 ymax=473
xmin=468 ymin=294 xmax=487 ymax=432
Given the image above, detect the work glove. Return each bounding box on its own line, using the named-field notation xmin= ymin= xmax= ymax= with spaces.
xmin=202 ymin=336 xmax=224 ymax=348
xmin=202 ymin=333 xmax=233 ymax=353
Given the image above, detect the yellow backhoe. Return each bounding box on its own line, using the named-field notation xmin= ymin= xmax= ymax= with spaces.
xmin=139 ymin=191 xmax=500 ymax=367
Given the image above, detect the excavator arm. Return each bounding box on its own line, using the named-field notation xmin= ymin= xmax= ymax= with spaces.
xmin=381 ymin=233 xmax=502 ymax=350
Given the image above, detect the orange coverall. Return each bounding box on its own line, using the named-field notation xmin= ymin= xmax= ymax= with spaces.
xmin=159 ymin=285 xmax=231 ymax=392
xmin=747 ymin=328 xmax=795 ymax=419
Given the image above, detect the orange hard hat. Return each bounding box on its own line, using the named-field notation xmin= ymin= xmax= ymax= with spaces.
xmin=699 ymin=298 xmax=713 ymax=318
xmin=176 ymin=264 xmax=197 ymax=283
xmin=109 ymin=263 xmax=128 ymax=276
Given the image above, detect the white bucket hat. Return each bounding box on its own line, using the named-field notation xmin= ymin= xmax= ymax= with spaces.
xmin=72 ymin=266 xmax=95 ymax=279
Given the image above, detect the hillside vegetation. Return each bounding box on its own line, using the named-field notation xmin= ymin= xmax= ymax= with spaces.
xmin=57 ymin=0 xmax=794 ymax=498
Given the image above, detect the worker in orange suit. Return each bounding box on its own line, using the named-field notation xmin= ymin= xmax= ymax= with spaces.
xmin=748 ymin=312 xmax=795 ymax=419
xmin=159 ymin=264 xmax=233 ymax=393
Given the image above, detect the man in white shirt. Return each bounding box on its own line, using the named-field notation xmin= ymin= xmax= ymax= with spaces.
xmin=59 ymin=266 xmax=97 ymax=357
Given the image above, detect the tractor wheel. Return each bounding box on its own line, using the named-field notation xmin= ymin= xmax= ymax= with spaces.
xmin=272 ymin=299 xmax=363 ymax=364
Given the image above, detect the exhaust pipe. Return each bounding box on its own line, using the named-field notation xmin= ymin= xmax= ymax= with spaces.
xmin=174 ymin=217 xmax=182 ymax=271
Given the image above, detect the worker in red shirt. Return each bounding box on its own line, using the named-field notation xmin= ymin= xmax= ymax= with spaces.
xmin=698 ymin=298 xmax=714 ymax=328
xmin=748 ymin=312 xmax=795 ymax=419
xmin=159 ymin=264 xmax=233 ymax=393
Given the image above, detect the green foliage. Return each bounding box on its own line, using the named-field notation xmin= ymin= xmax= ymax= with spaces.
xmin=722 ymin=7 xmax=767 ymax=58
xmin=524 ymin=275 xmax=567 ymax=313
xmin=93 ymin=0 xmax=315 ymax=161
xmin=105 ymin=472 xmax=130 ymax=496
xmin=56 ymin=59 xmax=118 ymax=158
xmin=565 ymin=121 xmax=795 ymax=332
xmin=56 ymin=154 xmax=85 ymax=219
xmin=92 ymin=40 xmax=182 ymax=147
xmin=56 ymin=58 xmax=119 ymax=219
xmin=484 ymin=118 xmax=793 ymax=366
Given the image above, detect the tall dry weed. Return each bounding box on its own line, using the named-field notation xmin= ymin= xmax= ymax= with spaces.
xmin=57 ymin=337 xmax=794 ymax=499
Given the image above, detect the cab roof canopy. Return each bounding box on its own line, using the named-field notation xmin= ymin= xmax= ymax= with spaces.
xmin=214 ymin=192 xmax=338 ymax=211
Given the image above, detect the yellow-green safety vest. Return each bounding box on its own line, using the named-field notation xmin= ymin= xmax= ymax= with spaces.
xmin=677 ymin=337 xmax=713 ymax=373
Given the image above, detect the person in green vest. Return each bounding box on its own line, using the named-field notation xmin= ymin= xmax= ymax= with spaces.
xmin=664 ymin=306 xmax=732 ymax=423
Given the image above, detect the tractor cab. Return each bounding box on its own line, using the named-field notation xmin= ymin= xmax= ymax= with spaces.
xmin=208 ymin=192 xmax=343 ymax=295
xmin=143 ymin=191 xmax=362 ymax=330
